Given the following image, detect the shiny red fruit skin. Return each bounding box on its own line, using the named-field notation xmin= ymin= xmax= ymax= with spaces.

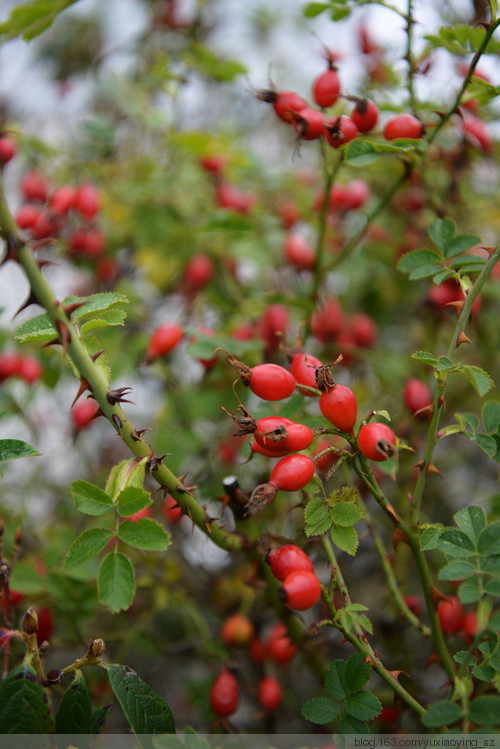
xmin=292 ymin=107 xmax=325 ymax=141
xmin=258 ymin=676 xmax=283 ymax=711
xmin=462 ymin=611 xmax=478 ymax=637
xmin=71 ymin=399 xmax=99 ymax=430
xmin=220 ymin=613 xmax=255 ymax=647
xmin=147 ymin=323 xmax=184 ymax=360
xmin=255 ymin=416 xmax=294 ymax=453
xmin=73 ymin=183 xmax=101 ymax=219
xmin=266 ymin=622 xmax=296 ymax=664
xmin=279 ymin=569 xmax=321 ymax=610
xmin=270 ymin=454 xmax=315 ymax=492
xmin=357 ymin=422 xmax=396 ymax=461
xmin=350 ymin=99 xmax=379 ymax=132
xmin=0 ymin=137 xmax=17 ymax=164
xmin=313 ymin=69 xmax=341 ymax=108
xmin=319 ymin=385 xmax=357 ymax=432
xmin=290 ymin=352 xmax=323 ymax=394
xmin=273 ymin=90 xmax=308 ymax=123
xmin=404 ymin=378 xmax=433 ymax=415
xmin=249 ymin=363 xmax=296 ymax=401
xmin=282 ymin=423 xmax=314 ymax=451
xmin=324 ymin=116 xmax=358 ymax=148
xmin=437 ymin=596 xmax=464 ymax=634
xmin=383 ymin=114 xmax=423 ymax=140
xmin=267 ymin=544 xmax=314 ymax=581
xmin=162 ymin=493 xmax=182 ymax=524
xmin=250 ymin=440 xmax=290 ymax=459
xmin=128 ymin=506 xmax=152 ymax=522
xmin=283 ymin=232 xmax=316 ymax=270
xmin=210 ymin=668 xmax=239 ymax=718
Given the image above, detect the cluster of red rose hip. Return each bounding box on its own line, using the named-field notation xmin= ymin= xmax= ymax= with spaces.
xmin=209 ymin=543 xmax=318 ymax=721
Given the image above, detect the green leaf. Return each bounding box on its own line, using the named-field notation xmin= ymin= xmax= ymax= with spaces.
xmin=485 ymin=580 xmax=500 ymax=596
xmin=429 ymin=217 xmax=455 ymax=251
xmin=71 ymin=480 xmax=115 ymax=516
xmin=344 ymin=138 xmax=425 ymax=167
xmin=301 ymin=697 xmax=340 ymax=725
xmin=331 ymin=525 xmax=359 ymax=556
xmin=455 ymin=506 xmax=487 ymax=542
xmin=411 ymin=351 xmax=438 ymax=366
xmin=397 ymin=249 xmax=442 ymax=275
xmin=303 ymin=2 xmax=332 ymax=16
xmin=69 ymin=292 xmax=128 ymax=322
xmin=91 ymin=703 xmax=112 ymax=736
xmin=478 ymin=522 xmax=500 ymax=555
xmin=483 ymin=401 xmax=500 ymax=434
xmin=64 ymin=529 xmax=113 ymax=570
xmin=473 ymin=664 xmax=496 ymax=681
xmin=339 ymin=715 xmax=369 ymax=734
xmin=55 ymin=670 xmax=92 ymax=734
xmin=98 ymin=553 xmax=136 ymax=613
xmin=116 ymin=486 xmax=153 ymax=517
xmin=304 ymin=496 xmax=333 ymax=537
xmin=410 ymin=264 xmax=445 ymax=280
xmin=420 ymin=525 xmax=442 ymax=550
xmin=424 ymin=24 xmax=500 ymax=55
xmin=117 ymin=518 xmax=170 ymax=551
xmin=80 ymin=309 xmax=127 ymax=335
xmin=455 ymin=412 xmax=480 ymax=435
xmin=9 ymin=563 xmax=45 ymax=594
xmin=476 ymin=432 xmax=498 ymax=458
xmin=448 ymin=256 xmax=486 ymax=273
xmin=15 ymin=312 xmax=57 ymax=343
xmin=458 ymin=577 xmax=483 ymax=604
xmin=0 ymin=0 xmax=79 ymax=42
xmin=331 ymin=502 xmax=363 ymax=527
xmin=422 ymin=701 xmax=462 ymax=728
xmin=344 ymin=651 xmax=371 ymax=692
xmin=438 ymin=528 xmax=476 ymax=557
xmin=443 ymin=234 xmax=481 ymax=259
xmin=437 ymin=356 xmax=454 ymax=371
xmin=105 ymin=458 xmax=147 ymax=502
xmin=325 ymin=659 xmax=348 ymax=700
xmin=469 ymin=695 xmax=500 ymax=726
xmin=0 ymin=664 xmax=53 ymax=733
xmin=0 ymin=439 xmax=41 ymax=465
xmin=453 ymin=650 xmax=476 ymax=666
xmin=438 ymin=560 xmax=477 ymax=580
xmin=459 ymin=365 xmax=494 ymax=397
xmin=105 ymin=664 xmax=175 ymax=733
xmin=481 ymin=555 xmax=500 ymax=574
xmin=344 ymin=691 xmax=382 ymax=722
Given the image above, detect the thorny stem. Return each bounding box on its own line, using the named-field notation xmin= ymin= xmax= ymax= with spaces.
xmin=320 ymin=584 xmax=426 ymax=717
xmin=0 ymin=182 xmax=245 ymax=555
xmin=405 ymin=0 xmax=417 ymax=115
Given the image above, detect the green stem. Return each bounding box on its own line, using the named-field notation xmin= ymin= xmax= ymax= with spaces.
xmin=405 ymin=0 xmax=417 ymax=115
xmin=0 ymin=184 xmax=245 ymax=555
xmin=312 ymin=147 xmax=344 ymax=300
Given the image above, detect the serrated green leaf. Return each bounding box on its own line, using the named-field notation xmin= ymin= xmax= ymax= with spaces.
xmin=444 ymin=234 xmax=481 ymax=258
xmin=478 ymin=522 xmax=500 ymax=555
xmin=439 ymin=528 xmax=476 ymax=557
xmin=429 ymin=217 xmax=455 ymax=251
xmin=476 ymin=432 xmax=498 ymax=458
xmin=458 ymin=576 xmax=483 ymax=604
xmin=455 ymin=506 xmax=487 ymax=542
xmin=481 ymin=555 xmax=500 ymax=574
xmin=98 ymin=553 xmax=136 ymax=613
xmin=65 ymin=293 xmax=128 ymax=322
xmin=117 ymin=518 xmax=170 ymax=551
xmin=303 ymin=2 xmax=332 ymax=17
xmin=64 ymin=529 xmax=113 ymax=570
xmin=0 ymin=0 xmax=79 ymax=42
xmin=331 ymin=525 xmax=359 ymax=556
xmin=325 ymin=659 xmax=348 ymax=700
xmin=305 ymin=496 xmax=333 ymax=537
xmin=339 ymin=714 xmax=369 ymax=734
xmin=344 ymin=691 xmax=382 ymax=722
xmin=344 ymin=652 xmax=371 ymax=692
xmin=116 ymin=486 xmax=152 ymax=517
xmin=80 ymin=309 xmax=127 ymax=335
xmin=15 ymin=313 xmax=56 ymax=343
xmin=411 ymin=351 xmax=438 ymax=366
xmin=424 ymin=24 xmax=500 ymax=55
xmin=71 ymin=480 xmax=115 ymax=516
xmin=106 ymin=664 xmax=175 ymax=733
xmin=448 ymin=257 xmax=486 ymax=272
xmin=420 ymin=525 xmax=442 ymax=550
xmin=469 ymin=695 xmax=500 ymax=726
xmin=422 ymin=701 xmax=462 ymax=728
xmin=0 ymin=439 xmax=41 ymax=465
xmin=432 ymin=269 xmax=456 ymax=285
xmin=0 ymin=664 xmax=53 ymax=733
xmin=331 ymin=502 xmax=363 ymax=527
xmin=301 ymin=697 xmax=340 ymax=725
xmin=397 ymin=249 xmax=442 ymax=274
xmin=483 ymin=401 xmax=500 ymax=434
xmin=438 ymin=560 xmax=477 ymax=580
xmin=344 ymin=138 xmax=425 ymax=167
xmin=410 ymin=263 xmax=444 ymax=280
xmin=91 ymin=703 xmax=111 ymax=736
xmin=457 ymin=412 xmax=480 ymax=434
xmin=54 ymin=670 xmax=92 ymax=734
xmin=437 ymin=356 xmax=454 ymax=371
xmin=105 ymin=458 xmax=147 ymax=502
xmin=459 ymin=365 xmax=494 ymax=397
